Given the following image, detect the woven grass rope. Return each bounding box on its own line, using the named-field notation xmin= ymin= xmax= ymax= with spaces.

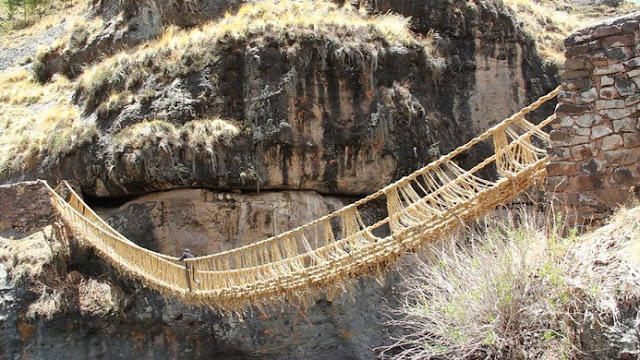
xmin=44 ymin=87 xmax=561 ymax=311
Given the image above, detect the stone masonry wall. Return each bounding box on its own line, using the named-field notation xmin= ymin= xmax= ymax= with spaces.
xmin=0 ymin=181 xmax=56 ymax=237
xmin=547 ymin=12 xmax=640 ymax=223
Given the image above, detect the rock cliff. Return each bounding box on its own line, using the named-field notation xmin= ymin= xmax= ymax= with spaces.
xmin=0 ymin=0 xmax=560 ymax=358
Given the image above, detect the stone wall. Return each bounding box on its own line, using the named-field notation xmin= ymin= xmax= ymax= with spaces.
xmin=547 ymin=12 xmax=640 ymax=223
xmin=0 ymin=181 xmax=55 ymax=237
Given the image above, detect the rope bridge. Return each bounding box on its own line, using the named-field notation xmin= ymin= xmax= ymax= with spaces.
xmin=44 ymin=88 xmax=560 ymax=310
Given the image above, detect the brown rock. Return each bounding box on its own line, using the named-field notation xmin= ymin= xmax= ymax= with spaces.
xmin=556 ymin=103 xmax=592 ymax=116
xmin=547 ymin=161 xmax=580 ymax=176
xmin=623 ymin=133 xmax=640 ymax=148
xmin=601 ymin=134 xmax=624 ymax=150
xmin=545 ymin=175 xmax=569 ymax=192
xmin=599 ymin=86 xmax=619 ymax=99
xmin=592 ymin=188 xmax=632 ymax=208
xmin=613 ymin=167 xmax=636 ymax=187
xmin=550 ymin=130 xmax=572 ymax=144
xmin=601 ymin=34 xmax=635 ymax=48
xmin=562 ymin=69 xmax=592 ymax=80
xmin=573 ymin=174 xmax=605 ymax=190
xmin=570 ymin=145 xmax=594 ymax=160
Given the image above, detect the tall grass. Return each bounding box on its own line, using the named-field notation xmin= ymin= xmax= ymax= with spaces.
xmin=111 ymin=118 xmax=241 ymax=154
xmin=383 ymin=206 xmax=640 ymax=359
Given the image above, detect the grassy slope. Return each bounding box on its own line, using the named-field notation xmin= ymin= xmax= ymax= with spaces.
xmin=503 ymin=0 xmax=640 ymax=64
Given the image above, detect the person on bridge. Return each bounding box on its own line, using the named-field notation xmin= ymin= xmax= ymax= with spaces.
xmin=178 ymin=249 xmax=195 ymax=261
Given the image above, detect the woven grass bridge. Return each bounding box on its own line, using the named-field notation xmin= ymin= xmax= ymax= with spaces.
xmin=44 ymin=88 xmax=560 ymax=310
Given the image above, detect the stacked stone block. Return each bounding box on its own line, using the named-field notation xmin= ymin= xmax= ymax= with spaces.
xmin=547 ymin=12 xmax=640 ymax=223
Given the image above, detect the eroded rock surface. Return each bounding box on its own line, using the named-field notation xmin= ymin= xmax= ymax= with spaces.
xmin=7 ymin=0 xmax=558 ymax=198
xmin=100 ymin=189 xmax=348 ymax=257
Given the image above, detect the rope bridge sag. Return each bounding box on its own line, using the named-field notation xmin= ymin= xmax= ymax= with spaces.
xmin=43 ymin=87 xmax=561 ymax=310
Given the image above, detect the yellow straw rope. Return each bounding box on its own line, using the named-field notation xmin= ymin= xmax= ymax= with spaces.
xmin=42 ymin=87 xmax=561 ymax=310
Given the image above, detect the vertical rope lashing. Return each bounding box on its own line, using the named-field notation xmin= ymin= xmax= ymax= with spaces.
xmin=493 ymin=127 xmax=510 ymax=178
xmin=385 ymin=187 xmax=404 ymax=236
xmin=41 ymin=87 xmax=559 ymax=308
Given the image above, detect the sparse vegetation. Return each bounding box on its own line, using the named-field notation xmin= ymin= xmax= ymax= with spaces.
xmin=76 ymin=0 xmax=438 ymax=107
xmin=384 ymin=206 xmax=640 ymax=359
xmin=111 ymin=118 xmax=242 ymax=154
xmin=0 ymin=0 xmax=83 ymax=38
xmin=0 ymin=225 xmax=62 ymax=284
xmin=502 ymin=0 xmax=639 ymax=64
xmin=0 ymin=67 xmax=97 ymax=176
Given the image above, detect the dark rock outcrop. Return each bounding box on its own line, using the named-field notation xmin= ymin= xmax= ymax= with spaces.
xmin=14 ymin=0 xmax=558 ymax=198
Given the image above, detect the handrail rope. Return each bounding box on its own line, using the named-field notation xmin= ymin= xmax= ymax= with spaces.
xmin=47 ymin=102 xmax=554 ymax=280
xmin=42 ymin=87 xmax=560 ymax=302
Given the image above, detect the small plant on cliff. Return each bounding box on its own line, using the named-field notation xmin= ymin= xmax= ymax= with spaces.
xmin=384 ymin=206 xmax=640 ymax=359
xmin=78 ymin=278 xmax=121 ymax=317
xmin=111 ymin=118 xmax=242 ymax=155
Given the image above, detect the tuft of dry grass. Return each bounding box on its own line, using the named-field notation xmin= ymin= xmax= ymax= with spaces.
xmin=384 ymin=205 xmax=640 ymax=359
xmin=26 ymin=284 xmax=63 ymax=319
xmin=78 ymin=278 xmax=120 ymax=317
xmin=111 ymin=118 xmax=241 ymax=154
xmin=0 ymin=225 xmax=62 ymax=285
xmin=0 ymin=67 xmax=98 ymax=176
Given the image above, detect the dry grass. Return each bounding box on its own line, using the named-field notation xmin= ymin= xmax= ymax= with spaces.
xmin=77 ymin=0 xmax=437 ymax=106
xmin=111 ymin=118 xmax=241 ymax=154
xmin=502 ymin=0 xmax=640 ymax=65
xmin=78 ymin=278 xmax=120 ymax=317
xmin=384 ymin=205 xmax=640 ymax=359
xmin=26 ymin=284 xmax=63 ymax=319
xmin=1 ymin=226 xmax=121 ymax=320
xmin=0 ymin=0 xmax=86 ymax=45
xmin=0 ymin=67 xmax=98 ymax=176
xmin=0 ymin=225 xmax=62 ymax=285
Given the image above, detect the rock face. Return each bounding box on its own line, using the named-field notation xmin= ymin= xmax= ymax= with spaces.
xmin=10 ymin=0 xmax=558 ymax=198
xmin=100 ymin=189 xmax=348 ymax=257
xmin=0 ymin=0 xmax=559 ymax=359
